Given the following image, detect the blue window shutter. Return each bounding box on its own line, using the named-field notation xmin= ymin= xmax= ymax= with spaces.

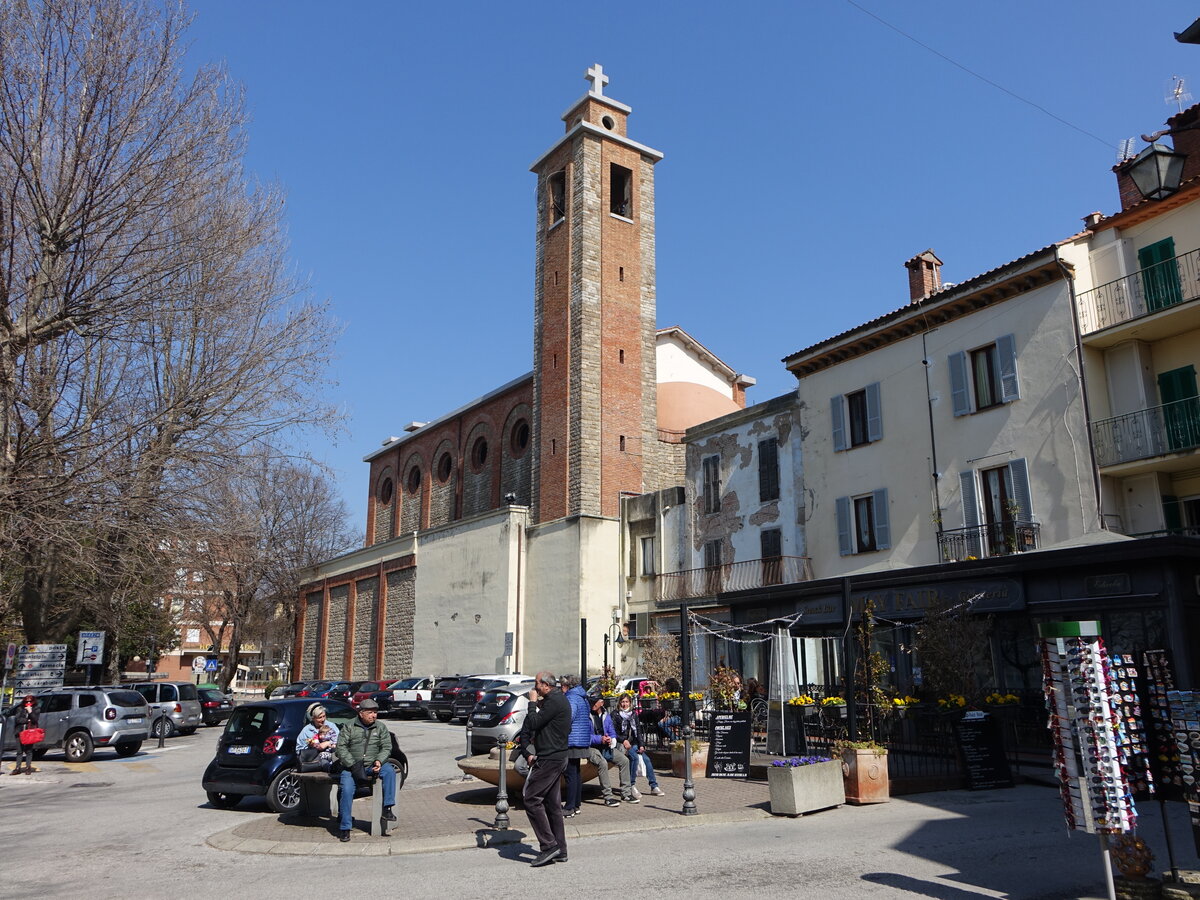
xmin=866 ymin=382 xmax=883 ymax=442
xmin=997 ymin=333 xmax=1020 ymax=402
xmin=1008 ymin=457 xmax=1032 ymax=521
xmin=831 ymin=396 xmax=847 ymax=451
xmin=959 ymin=470 xmax=983 ymax=558
xmin=836 ymin=496 xmax=853 ymax=555
xmin=949 ymin=352 xmax=970 ymax=416
xmin=872 ymin=488 xmax=890 ymax=550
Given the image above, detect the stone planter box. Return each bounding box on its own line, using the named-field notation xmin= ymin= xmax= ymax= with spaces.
xmin=767 ymin=760 xmax=845 ymax=816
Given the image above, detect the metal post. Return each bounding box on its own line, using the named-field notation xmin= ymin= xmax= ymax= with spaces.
xmin=842 ymin=578 xmax=857 ymax=741
xmin=494 ymin=737 xmax=510 ymax=830
xmin=603 ymin=634 xmax=609 ymax=673
xmin=1098 ymin=833 xmax=1117 ymax=900
xmin=579 ymin=618 xmax=587 ymax=687
xmin=465 ymin=722 xmax=473 ymax=759
xmin=680 ymin=602 xmax=697 ymax=815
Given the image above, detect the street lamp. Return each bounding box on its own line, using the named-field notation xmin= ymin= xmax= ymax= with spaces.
xmin=603 ymin=611 xmax=625 ymax=672
xmin=1125 ymin=142 xmax=1187 ymax=201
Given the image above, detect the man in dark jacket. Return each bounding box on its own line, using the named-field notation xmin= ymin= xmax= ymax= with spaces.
xmin=333 ymin=698 xmax=396 ymax=842
xmin=522 ymin=671 xmax=571 ymax=866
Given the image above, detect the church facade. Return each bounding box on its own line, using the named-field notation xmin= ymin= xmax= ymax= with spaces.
xmin=293 ymin=67 xmax=752 ymax=681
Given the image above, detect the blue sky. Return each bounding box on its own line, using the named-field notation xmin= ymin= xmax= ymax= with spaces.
xmin=186 ymin=1 xmax=1198 ymax=535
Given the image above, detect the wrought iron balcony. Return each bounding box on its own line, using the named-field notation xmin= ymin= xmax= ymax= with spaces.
xmin=1077 ymin=246 xmax=1200 ymax=334
xmin=1091 ymin=397 xmax=1200 ymax=467
xmin=937 ymin=521 xmax=1040 ymax=562
xmin=656 ymin=555 xmax=813 ymax=603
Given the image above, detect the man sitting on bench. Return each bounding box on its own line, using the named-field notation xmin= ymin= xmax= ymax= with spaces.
xmin=333 ymin=698 xmax=396 ymax=842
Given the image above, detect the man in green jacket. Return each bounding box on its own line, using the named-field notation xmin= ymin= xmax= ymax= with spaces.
xmin=333 ymin=698 xmax=396 ymax=841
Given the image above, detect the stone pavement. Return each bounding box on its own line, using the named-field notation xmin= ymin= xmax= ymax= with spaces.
xmin=206 ymin=772 xmax=775 ymax=857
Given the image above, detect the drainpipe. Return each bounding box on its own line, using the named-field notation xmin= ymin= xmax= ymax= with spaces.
xmin=1056 ymin=253 xmax=1105 ymax=531
xmin=921 ymin=331 xmax=942 ymax=543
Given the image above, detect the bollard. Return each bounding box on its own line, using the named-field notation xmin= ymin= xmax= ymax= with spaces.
xmin=157 ymin=716 xmax=166 ymax=749
xmin=494 ymin=738 xmax=510 ymax=830
xmin=465 ymin=722 xmax=472 ymax=759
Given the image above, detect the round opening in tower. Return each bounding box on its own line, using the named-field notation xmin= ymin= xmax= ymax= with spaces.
xmin=601 ymin=115 xmax=615 ymax=130
xmin=437 ymin=452 xmax=453 ymax=483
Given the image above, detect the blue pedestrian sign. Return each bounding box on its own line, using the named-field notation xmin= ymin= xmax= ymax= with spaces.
xmin=204 ymin=658 xmax=219 ymax=672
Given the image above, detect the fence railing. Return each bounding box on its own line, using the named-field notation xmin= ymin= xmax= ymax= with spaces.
xmin=1077 ymin=246 xmax=1200 ymax=334
xmin=937 ymin=521 xmax=1039 ymax=562
xmin=1091 ymin=397 xmax=1200 ymax=466
xmin=656 ymin=555 xmax=814 ymax=602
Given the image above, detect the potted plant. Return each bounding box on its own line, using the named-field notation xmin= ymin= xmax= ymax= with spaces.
xmin=670 ymin=738 xmax=709 ymax=777
xmin=837 ymin=739 xmax=889 ymax=804
xmin=821 ymin=695 xmax=848 ymax=718
xmin=767 ymin=755 xmax=845 ymax=816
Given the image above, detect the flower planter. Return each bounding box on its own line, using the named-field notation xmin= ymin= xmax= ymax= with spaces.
xmin=767 ymin=760 xmax=845 ymax=816
xmin=639 ymin=698 xmax=659 ymax=710
xmin=841 ymin=748 xmax=889 ymax=804
xmin=670 ymin=743 xmax=708 ymax=777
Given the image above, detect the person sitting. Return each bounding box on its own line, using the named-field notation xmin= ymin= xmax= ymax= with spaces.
xmin=611 ymin=693 xmax=664 ymax=798
xmin=332 ymin=698 xmax=396 ymax=842
xmin=296 ymin=704 xmax=339 ymax=771
xmin=589 ymin=694 xmax=634 ymax=802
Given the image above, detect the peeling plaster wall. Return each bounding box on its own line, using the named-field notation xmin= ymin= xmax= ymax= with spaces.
xmin=684 ymin=396 xmax=804 ymax=570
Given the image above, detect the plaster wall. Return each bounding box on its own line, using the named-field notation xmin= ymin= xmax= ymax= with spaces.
xmin=798 ymin=279 xmax=1097 ymax=578
xmin=656 ymin=335 xmax=735 ymax=397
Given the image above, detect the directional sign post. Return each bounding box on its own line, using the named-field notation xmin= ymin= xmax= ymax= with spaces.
xmin=15 ymin=644 xmax=68 ymax=693
xmin=76 ymin=630 xmax=105 ymax=666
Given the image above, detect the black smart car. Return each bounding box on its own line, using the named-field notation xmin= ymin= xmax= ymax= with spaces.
xmin=201 ymin=698 xmax=408 ymax=814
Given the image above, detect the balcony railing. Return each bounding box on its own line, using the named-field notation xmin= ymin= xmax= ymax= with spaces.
xmin=1091 ymin=397 xmax=1200 ymax=466
xmin=937 ymin=521 xmax=1040 ymax=562
xmin=1077 ymin=246 xmax=1200 ymax=334
xmin=656 ymin=555 xmax=814 ymax=603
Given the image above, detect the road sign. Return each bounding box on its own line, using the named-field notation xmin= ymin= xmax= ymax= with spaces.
xmin=15 ymin=644 xmax=66 ymax=692
xmin=191 ymin=657 xmax=207 ymax=673
xmin=204 ymin=658 xmax=219 ymax=672
xmin=4 ymin=642 xmax=15 ymax=670
xmin=503 ymin=631 xmax=514 ymax=656
xmin=76 ymin=630 xmax=105 ymax=665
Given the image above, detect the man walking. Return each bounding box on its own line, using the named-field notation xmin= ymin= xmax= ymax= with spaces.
xmin=333 ymin=698 xmax=396 ymax=842
xmin=522 ymin=671 xmax=571 ymax=866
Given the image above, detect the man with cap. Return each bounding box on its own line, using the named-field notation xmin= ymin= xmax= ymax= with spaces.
xmin=333 ymin=698 xmax=396 ymax=842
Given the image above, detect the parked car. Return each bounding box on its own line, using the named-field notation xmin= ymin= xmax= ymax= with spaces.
xmin=198 ymin=688 xmax=234 ymax=727
xmin=281 ymin=681 xmax=321 ymax=698
xmin=201 ymin=698 xmax=408 ymax=813
xmin=449 ymin=674 xmax=531 ymax=723
xmin=349 ymin=681 xmax=390 ymax=708
xmin=2 ymin=687 xmax=149 ymax=762
xmin=377 ymin=677 xmax=434 ymax=718
xmin=426 ymin=676 xmax=470 ymax=722
xmin=468 ymin=681 xmax=535 ymax=754
xmin=322 ymin=681 xmax=363 ymax=704
xmin=122 ymin=681 xmax=204 ymax=737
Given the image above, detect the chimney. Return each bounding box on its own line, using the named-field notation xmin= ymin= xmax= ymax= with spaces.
xmin=904 ymin=250 xmax=943 ymax=302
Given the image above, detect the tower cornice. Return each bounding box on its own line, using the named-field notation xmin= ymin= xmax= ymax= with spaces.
xmin=529 ymin=119 xmax=663 ymax=173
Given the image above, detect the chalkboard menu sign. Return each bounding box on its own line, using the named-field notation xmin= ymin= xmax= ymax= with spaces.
xmin=706 ymin=710 xmax=751 ymax=779
xmin=953 ymin=714 xmax=1014 ymax=791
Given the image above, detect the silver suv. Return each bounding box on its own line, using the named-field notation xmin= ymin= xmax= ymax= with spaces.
xmin=2 ymin=688 xmax=150 ymax=762
xmin=123 ymin=681 xmax=203 ymax=737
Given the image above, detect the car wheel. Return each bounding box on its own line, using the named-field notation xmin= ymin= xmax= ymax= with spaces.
xmin=152 ymin=717 xmax=177 ymax=739
xmin=64 ymin=730 xmax=95 ymax=763
xmin=435 ymin=711 xmax=451 ymax=722
xmin=385 ymin=756 xmax=408 ymax=791
xmin=179 ymin=727 xmax=198 ymax=736
xmin=266 ymin=768 xmax=303 ymax=815
xmin=32 ymin=748 xmax=48 ymax=760
xmin=207 ymin=791 xmax=243 ymax=809
xmin=115 ymin=741 xmax=142 ymax=757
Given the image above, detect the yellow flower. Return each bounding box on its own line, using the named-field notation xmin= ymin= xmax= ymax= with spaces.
xmin=787 ymin=695 xmax=815 ymax=706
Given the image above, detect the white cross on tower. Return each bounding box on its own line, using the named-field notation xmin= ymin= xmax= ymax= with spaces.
xmin=585 ymin=63 xmax=608 ymax=97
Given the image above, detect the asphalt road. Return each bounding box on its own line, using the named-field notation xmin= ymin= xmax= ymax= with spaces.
xmin=1 ymin=714 xmax=1197 ymax=899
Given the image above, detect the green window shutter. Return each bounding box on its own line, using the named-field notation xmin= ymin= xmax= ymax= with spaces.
xmin=1157 ymin=365 xmax=1200 ymax=452
xmin=1139 ymin=237 xmax=1181 ymax=311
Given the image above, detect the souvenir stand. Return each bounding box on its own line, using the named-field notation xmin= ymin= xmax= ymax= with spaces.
xmin=1039 ymin=622 xmax=1137 ymax=900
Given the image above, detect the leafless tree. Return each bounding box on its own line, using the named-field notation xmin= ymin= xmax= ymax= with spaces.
xmin=0 ymin=0 xmax=341 ymax=641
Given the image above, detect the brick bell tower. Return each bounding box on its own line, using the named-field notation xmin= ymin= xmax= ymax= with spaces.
xmin=530 ymin=64 xmax=663 ymax=523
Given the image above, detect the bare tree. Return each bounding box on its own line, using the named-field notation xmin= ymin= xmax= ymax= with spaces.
xmin=0 ymin=0 xmax=341 ymax=641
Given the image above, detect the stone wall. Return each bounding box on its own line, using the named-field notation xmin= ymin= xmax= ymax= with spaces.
xmin=384 ymin=569 xmax=416 ymax=677
xmin=326 ymin=585 xmax=348 ymax=679
xmin=301 ymin=591 xmax=321 ymax=679
xmin=352 ymin=577 xmax=379 ymax=678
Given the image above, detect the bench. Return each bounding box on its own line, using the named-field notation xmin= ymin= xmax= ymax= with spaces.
xmin=294 ymin=770 xmax=395 ymax=836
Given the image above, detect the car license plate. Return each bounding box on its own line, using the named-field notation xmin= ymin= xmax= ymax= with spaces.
xmin=229 ymin=745 xmax=251 ymax=755
xmin=472 ymin=713 xmax=488 ymax=722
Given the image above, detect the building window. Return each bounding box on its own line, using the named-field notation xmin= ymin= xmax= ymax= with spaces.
xmin=619 ymin=435 xmax=626 ymax=451
xmin=470 ymin=436 xmax=488 ymax=471
xmin=760 ymin=528 xmax=783 ymax=585
xmin=378 ymin=477 xmax=394 ymax=504
xmin=758 ymin=437 xmax=779 ymax=502
xmin=702 ymin=455 xmax=721 ymax=515
xmin=949 ymin=335 xmax=1019 ymax=416
xmin=959 ymin=458 xmax=1032 ymax=557
xmin=610 ymin=163 xmax=632 ymax=217
xmin=703 ymin=539 xmax=722 ymax=568
xmin=548 ymin=171 xmax=566 ymax=223
xmin=406 ymin=466 xmax=421 ymax=494
xmin=640 ymin=536 xmax=656 ymax=575
xmin=835 ymin=489 xmax=890 ymax=556
xmin=510 ymin=419 xmax=530 ymax=457
xmin=436 ymin=452 xmax=453 ymax=483
xmin=831 ymin=383 xmax=882 ymax=450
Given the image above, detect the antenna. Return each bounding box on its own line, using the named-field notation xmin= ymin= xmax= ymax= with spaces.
xmin=1117 ymin=138 xmax=1137 ymax=164
xmin=1166 ymin=75 xmax=1192 ymax=113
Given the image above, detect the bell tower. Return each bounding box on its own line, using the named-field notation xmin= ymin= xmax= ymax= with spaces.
xmin=530 ymin=65 xmax=663 ymax=522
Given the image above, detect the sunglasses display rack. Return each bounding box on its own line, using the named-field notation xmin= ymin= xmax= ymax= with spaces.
xmin=1108 ymin=652 xmax=1154 ymax=799
xmin=1040 ymin=634 xmax=1136 ymax=835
